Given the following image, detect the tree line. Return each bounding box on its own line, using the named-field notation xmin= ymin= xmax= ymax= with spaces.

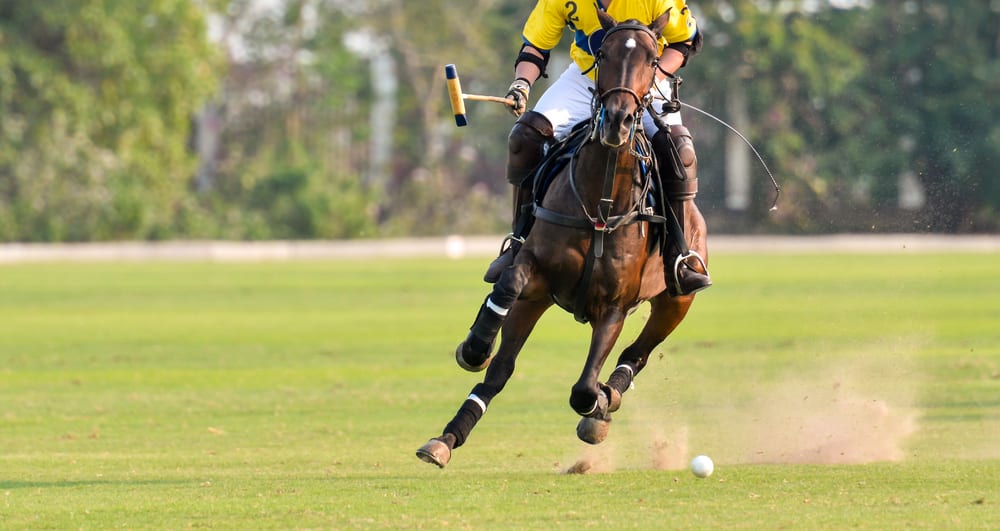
xmin=1 ymin=0 xmax=997 ymax=242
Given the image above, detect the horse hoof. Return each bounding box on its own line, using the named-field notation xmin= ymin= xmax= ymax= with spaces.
xmin=416 ymin=439 xmax=451 ymax=468
xmin=576 ymin=417 xmax=610 ymax=445
xmin=455 ymin=341 xmax=491 ymax=372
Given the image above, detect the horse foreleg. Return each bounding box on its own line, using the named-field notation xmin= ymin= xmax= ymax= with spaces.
xmin=455 ymin=261 xmax=533 ymax=371
xmin=607 ymin=292 xmax=695 ymax=403
xmin=418 ymin=296 xmax=551 ymax=468
xmin=571 ymin=312 xmax=627 ymax=444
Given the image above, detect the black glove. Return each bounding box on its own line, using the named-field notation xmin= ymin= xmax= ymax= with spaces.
xmin=505 ymin=78 xmax=531 ymax=118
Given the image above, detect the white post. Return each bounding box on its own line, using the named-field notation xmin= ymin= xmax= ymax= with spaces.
xmin=725 ymin=88 xmax=751 ymax=211
xmin=368 ymin=43 xmax=396 ymax=195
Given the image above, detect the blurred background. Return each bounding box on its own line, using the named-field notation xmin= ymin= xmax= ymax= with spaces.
xmin=1 ymin=0 xmax=997 ymax=243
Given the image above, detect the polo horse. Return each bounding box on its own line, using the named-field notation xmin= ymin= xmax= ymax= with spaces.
xmin=417 ymin=11 xmax=709 ymax=468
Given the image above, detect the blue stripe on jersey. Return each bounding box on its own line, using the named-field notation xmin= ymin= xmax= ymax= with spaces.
xmin=574 ymin=28 xmax=606 ymax=56
xmin=574 ymin=29 xmax=590 ymax=54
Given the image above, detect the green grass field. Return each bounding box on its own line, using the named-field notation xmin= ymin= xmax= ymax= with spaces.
xmin=1 ymin=250 xmax=998 ymax=528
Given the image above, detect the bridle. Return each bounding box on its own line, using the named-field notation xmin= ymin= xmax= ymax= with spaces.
xmin=589 ymin=22 xmax=666 ymax=147
xmin=534 ymin=21 xmax=678 ymax=323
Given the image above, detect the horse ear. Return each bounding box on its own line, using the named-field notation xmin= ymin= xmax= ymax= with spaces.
xmin=598 ymin=9 xmax=617 ymax=31
xmin=649 ymin=10 xmax=672 ymax=36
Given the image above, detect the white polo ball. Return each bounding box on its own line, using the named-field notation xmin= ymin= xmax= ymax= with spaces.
xmin=690 ymin=455 xmax=714 ymax=478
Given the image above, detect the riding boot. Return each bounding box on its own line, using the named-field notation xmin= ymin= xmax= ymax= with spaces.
xmin=673 ymin=252 xmax=712 ymax=296
xmin=651 ymin=126 xmax=712 ymax=296
xmin=483 ymin=186 xmax=533 ymax=282
xmin=484 ymin=111 xmax=554 ymax=283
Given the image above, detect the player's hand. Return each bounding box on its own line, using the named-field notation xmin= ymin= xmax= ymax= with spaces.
xmin=505 ymin=78 xmax=531 ymax=118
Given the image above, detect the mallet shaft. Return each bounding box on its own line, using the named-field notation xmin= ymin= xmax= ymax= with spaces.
xmin=445 ymin=64 xmax=515 ymax=127
xmin=464 ymin=94 xmax=516 ymax=106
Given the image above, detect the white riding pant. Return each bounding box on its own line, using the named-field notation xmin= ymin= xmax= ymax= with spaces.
xmin=532 ymin=63 xmax=683 ymax=141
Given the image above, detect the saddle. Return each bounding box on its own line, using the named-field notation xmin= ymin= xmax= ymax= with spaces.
xmin=525 ymin=121 xmax=669 ymax=258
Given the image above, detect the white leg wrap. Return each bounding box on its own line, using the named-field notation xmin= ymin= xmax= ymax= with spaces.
xmin=615 ymin=364 xmax=635 ymax=378
xmin=616 ymin=364 xmax=636 ymax=390
xmin=486 ymin=298 xmax=509 ymax=316
xmin=467 ymin=393 xmax=488 ymax=414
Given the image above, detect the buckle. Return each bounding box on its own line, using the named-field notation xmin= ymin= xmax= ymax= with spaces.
xmin=498 ymin=233 xmax=525 ymax=254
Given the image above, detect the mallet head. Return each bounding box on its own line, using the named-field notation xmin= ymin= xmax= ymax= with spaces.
xmin=444 ymin=64 xmax=468 ymax=127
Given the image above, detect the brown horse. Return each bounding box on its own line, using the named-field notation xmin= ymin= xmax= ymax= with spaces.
xmin=417 ymin=11 xmax=709 ymax=468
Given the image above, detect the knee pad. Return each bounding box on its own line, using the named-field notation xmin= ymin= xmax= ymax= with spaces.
xmin=670 ymin=125 xmax=698 ymax=180
xmin=652 ymin=125 xmax=699 ymax=201
xmin=506 ymin=111 xmax=554 ymax=186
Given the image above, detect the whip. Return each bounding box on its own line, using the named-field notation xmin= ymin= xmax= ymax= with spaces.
xmin=678 ymin=101 xmax=781 ymax=212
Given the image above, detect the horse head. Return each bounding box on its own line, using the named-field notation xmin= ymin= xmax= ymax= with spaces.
xmin=593 ymin=11 xmax=671 ymax=149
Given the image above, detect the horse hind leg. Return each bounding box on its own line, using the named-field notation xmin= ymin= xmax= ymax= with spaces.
xmin=605 ymin=292 xmax=695 ymax=408
xmin=456 ymin=261 xmax=532 ymax=371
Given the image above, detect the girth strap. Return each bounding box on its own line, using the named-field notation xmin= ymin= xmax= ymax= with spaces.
xmin=533 ymin=205 xmax=665 ymax=232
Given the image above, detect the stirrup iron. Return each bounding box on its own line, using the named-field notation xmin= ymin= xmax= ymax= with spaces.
xmin=498 ymin=233 xmax=525 ymax=254
xmin=673 ymin=250 xmax=711 ymax=295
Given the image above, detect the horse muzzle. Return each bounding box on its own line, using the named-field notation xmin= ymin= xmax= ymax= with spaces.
xmin=598 ymin=98 xmax=638 ymax=149
xmin=598 ymin=107 xmax=635 ymax=149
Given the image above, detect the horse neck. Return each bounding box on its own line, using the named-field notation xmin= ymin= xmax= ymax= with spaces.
xmin=575 ymin=141 xmax=642 ymax=213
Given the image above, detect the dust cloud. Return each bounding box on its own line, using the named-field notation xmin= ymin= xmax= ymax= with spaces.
xmin=735 ymin=372 xmax=919 ymax=464
xmin=561 ymin=352 xmax=920 ymax=474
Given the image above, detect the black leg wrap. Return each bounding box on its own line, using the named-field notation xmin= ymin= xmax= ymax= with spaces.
xmin=606 ymin=363 xmax=636 ymax=396
xmin=444 ymin=387 xmax=492 ymax=449
xmin=465 ymin=277 xmax=525 ymax=359
xmin=466 ymin=298 xmax=504 ymax=355
xmin=489 ymin=278 xmax=520 ymax=309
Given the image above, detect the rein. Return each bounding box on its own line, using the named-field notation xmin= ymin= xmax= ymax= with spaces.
xmin=532 ymin=21 xmax=668 ymax=323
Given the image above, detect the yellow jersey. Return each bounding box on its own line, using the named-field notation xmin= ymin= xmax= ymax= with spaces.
xmin=521 ymin=0 xmax=697 ymax=79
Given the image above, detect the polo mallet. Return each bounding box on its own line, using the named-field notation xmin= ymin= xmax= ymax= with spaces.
xmin=445 ymin=64 xmax=515 ymax=127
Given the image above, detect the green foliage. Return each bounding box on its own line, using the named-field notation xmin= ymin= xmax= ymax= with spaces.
xmin=684 ymin=2 xmax=867 ymax=231
xmin=0 ymin=1 xmax=219 ymax=241
xmin=683 ymin=2 xmax=999 ymax=232
xmin=849 ymin=1 xmax=1000 ymax=231
xmin=191 ymin=0 xmax=377 ymax=239
xmin=1 ymin=2 xmax=999 ymax=240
